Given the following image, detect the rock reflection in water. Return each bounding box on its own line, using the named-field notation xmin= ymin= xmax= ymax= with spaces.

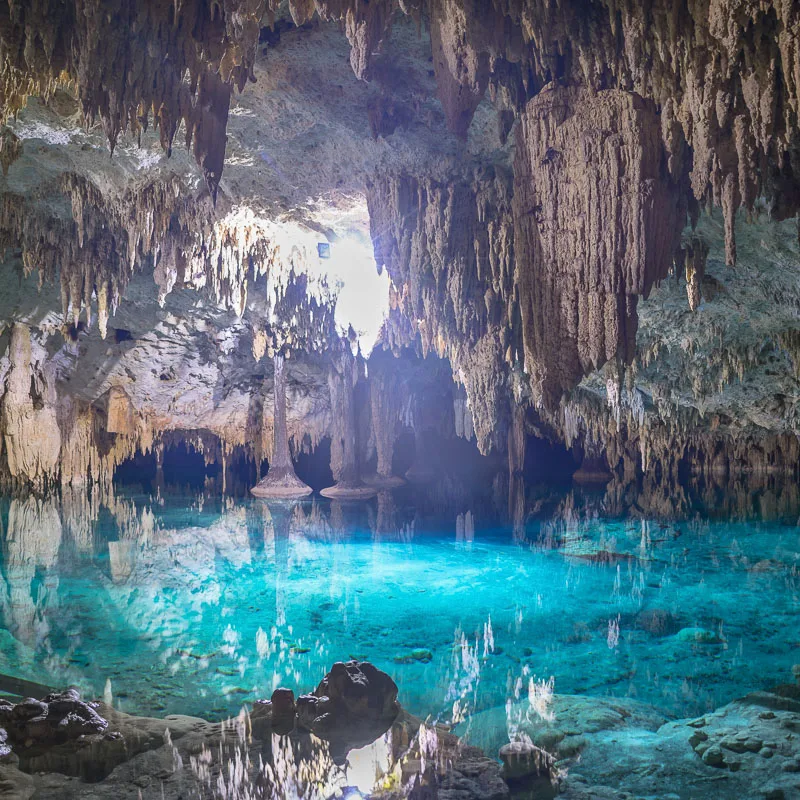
xmin=0 ymin=476 xmax=798 ymax=729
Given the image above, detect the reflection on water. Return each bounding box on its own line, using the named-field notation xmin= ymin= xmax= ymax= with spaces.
xmin=0 ymin=477 xmax=798 ymax=731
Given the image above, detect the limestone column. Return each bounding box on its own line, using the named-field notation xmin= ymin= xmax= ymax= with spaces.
xmin=321 ymin=344 xmax=376 ymax=500
xmin=365 ymin=354 xmax=405 ymax=488
xmin=404 ymin=394 xmax=437 ymax=483
xmin=252 ymin=354 xmax=312 ymax=498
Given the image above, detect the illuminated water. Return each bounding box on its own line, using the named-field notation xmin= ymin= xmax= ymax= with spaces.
xmin=0 ymin=488 xmax=798 ymax=733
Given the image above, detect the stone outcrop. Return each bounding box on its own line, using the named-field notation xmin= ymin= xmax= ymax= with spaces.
xmin=297 ymin=659 xmax=401 ymax=764
xmin=0 ymin=325 xmax=61 ymax=487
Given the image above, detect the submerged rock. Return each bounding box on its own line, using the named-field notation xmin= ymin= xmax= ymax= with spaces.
xmin=499 ymin=740 xmax=557 ymax=798
xmin=394 ymin=648 xmax=434 ymax=664
xmin=458 ymin=693 xmax=666 ymax=761
xmin=675 ymin=627 xmax=724 ymax=644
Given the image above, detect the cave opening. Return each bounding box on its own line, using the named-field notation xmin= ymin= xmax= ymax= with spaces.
xmin=293 ymin=437 xmax=334 ymax=492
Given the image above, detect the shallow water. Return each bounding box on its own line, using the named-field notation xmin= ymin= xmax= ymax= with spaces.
xmin=0 ymin=487 xmax=798 ymax=731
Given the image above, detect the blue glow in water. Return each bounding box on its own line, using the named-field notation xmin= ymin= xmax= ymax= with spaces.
xmin=0 ymin=490 xmax=798 ymax=729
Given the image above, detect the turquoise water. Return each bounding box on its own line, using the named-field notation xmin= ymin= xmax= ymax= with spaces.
xmin=0 ymin=488 xmax=798 ymax=729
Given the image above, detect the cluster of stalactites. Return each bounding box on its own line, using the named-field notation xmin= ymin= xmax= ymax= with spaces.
xmin=423 ymin=0 xmax=799 ymax=259
xmin=255 ymin=268 xmax=338 ymax=361
xmin=513 ymin=86 xmax=688 ymax=408
xmin=368 ymin=167 xmax=519 ymax=453
xmin=551 ymin=385 xmax=800 ymax=486
xmin=0 ymin=0 xmax=426 ymax=195
xmin=0 ymin=174 xmax=317 ymax=337
xmin=0 ymin=0 xmax=270 ymax=197
xmin=277 ymin=0 xmax=422 ymax=79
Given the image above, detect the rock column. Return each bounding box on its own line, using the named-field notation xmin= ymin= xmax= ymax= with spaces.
xmin=252 ymin=354 xmax=312 ymax=498
xmin=321 ymin=343 xmax=376 ymax=500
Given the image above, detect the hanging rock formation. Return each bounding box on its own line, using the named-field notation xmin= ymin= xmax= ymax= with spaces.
xmin=513 ymin=85 xmax=687 ymax=407
xmin=369 ymin=167 xmax=518 ymax=454
xmin=0 ymin=0 xmax=265 ymax=198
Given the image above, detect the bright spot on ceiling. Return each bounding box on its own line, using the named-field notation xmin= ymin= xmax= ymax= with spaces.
xmin=320 ymin=233 xmax=389 ymax=357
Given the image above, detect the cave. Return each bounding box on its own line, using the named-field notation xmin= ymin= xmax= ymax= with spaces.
xmin=0 ymin=1 xmax=799 ymax=798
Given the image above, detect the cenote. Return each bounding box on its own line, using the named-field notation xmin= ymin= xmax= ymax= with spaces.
xmin=3 ymin=489 xmax=799 ymax=726
xmin=2 ymin=1 xmax=800 ymax=798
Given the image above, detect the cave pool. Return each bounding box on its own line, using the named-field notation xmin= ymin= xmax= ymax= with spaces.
xmin=0 ymin=488 xmax=798 ymax=746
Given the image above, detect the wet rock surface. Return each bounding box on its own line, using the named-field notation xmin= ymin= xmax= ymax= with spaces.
xmin=299 ymin=659 xmax=401 ymax=763
xmin=0 ymin=662 xmax=506 ymax=800
xmin=461 ymin=689 xmax=800 ymax=800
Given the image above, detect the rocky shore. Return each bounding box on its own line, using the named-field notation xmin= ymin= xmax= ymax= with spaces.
xmin=0 ymin=660 xmax=798 ymax=799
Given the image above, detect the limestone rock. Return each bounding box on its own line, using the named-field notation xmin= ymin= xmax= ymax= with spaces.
xmin=513 ymin=86 xmax=687 ymax=407
xmin=297 ymin=659 xmax=400 ymax=763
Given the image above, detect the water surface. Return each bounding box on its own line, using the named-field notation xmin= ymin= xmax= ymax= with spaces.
xmin=0 ymin=487 xmax=797 ymax=731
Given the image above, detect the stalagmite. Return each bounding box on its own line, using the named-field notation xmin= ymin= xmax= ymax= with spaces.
xmin=252 ymin=355 xmax=312 ymax=498
xmin=321 ymin=340 xmax=376 ymax=500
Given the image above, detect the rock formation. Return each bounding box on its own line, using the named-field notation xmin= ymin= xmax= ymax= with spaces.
xmin=513 ymin=85 xmax=687 ymax=407
xmin=252 ymin=354 xmax=313 ymax=497
xmin=365 ymin=349 xmax=407 ymax=487
xmin=321 ymin=338 xmax=377 ymax=499
xmin=1 ymin=324 xmax=61 ymax=488
xmin=252 ymin=270 xmax=336 ymax=497
xmin=0 ymin=1 xmax=797 ymax=500
xmin=298 ymin=660 xmax=401 ymax=764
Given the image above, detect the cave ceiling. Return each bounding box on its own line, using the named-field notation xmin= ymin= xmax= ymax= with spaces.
xmin=0 ymin=0 xmax=799 ymax=489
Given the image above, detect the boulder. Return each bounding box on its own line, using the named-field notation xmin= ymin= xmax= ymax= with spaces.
xmin=297 ymin=660 xmax=400 ymax=764
xmin=0 ymin=690 xmax=107 ymax=749
xmin=270 ymin=688 xmax=296 ymax=735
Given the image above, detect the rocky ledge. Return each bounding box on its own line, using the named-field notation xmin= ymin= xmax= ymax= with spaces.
xmin=0 ymin=660 xmax=510 ymax=800
xmin=1 ymin=661 xmax=799 ymax=799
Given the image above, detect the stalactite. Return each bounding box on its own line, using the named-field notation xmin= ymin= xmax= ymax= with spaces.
xmin=508 ymin=403 xmax=525 ymax=476
xmin=513 ymin=85 xmax=688 ymax=408
xmin=0 ymin=128 xmax=22 ymax=176
xmin=452 ymin=387 xmax=475 ymax=442
xmin=683 ymin=235 xmax=710 ymax=312
xmin=545 ymin=386 xmax=800 ymax=486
